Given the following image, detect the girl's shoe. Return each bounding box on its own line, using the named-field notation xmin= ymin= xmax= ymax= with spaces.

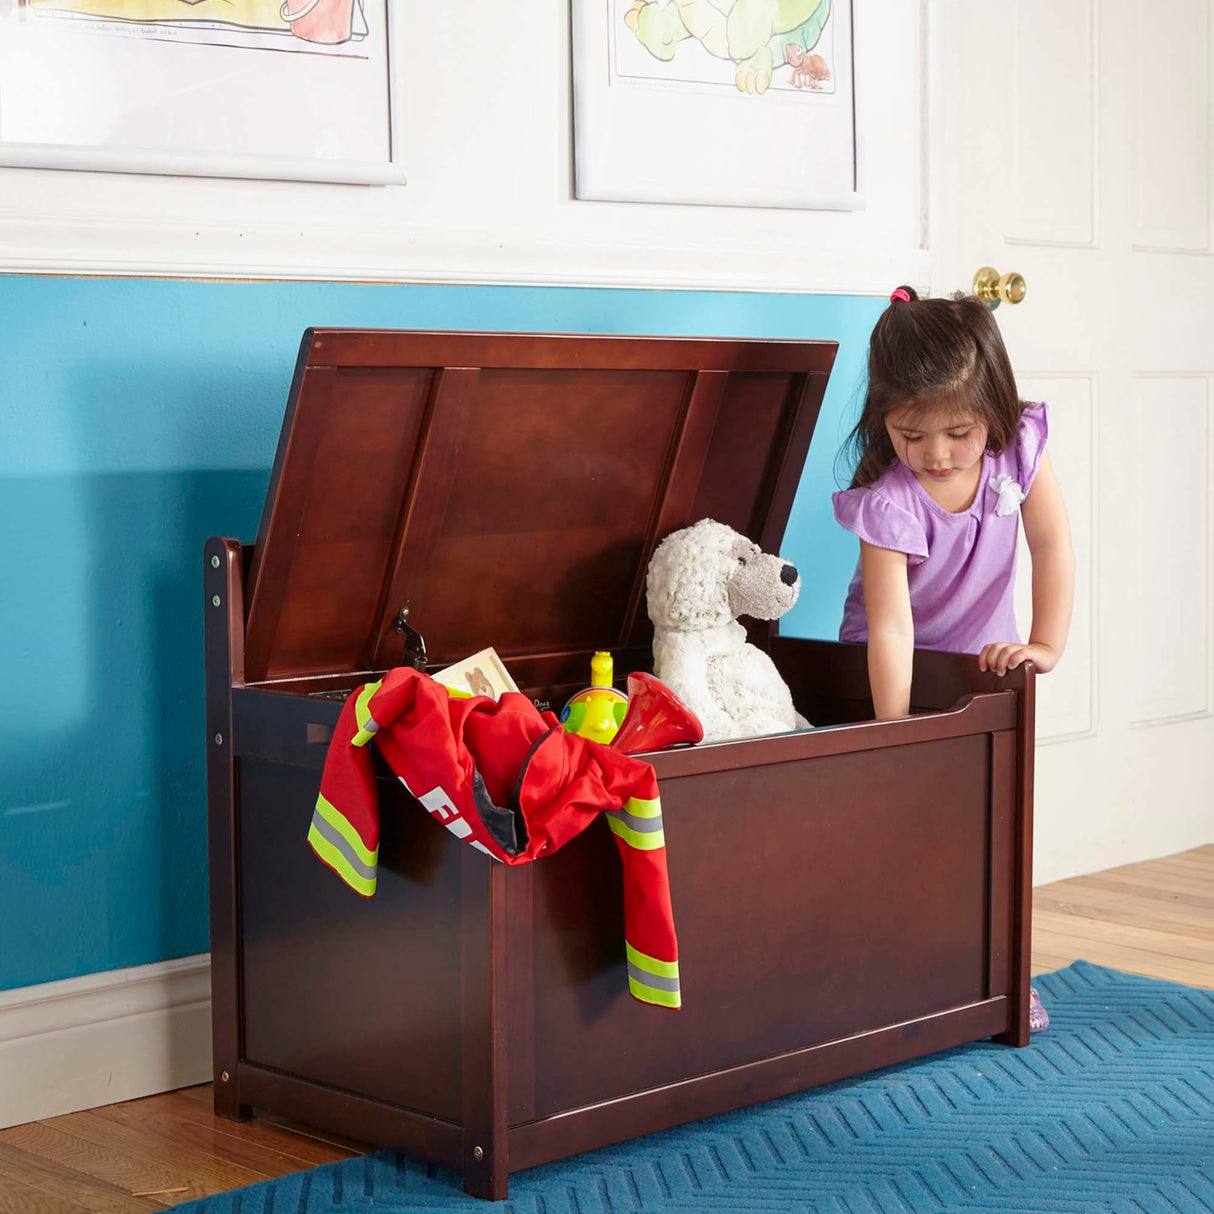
xmin=1029 ymin=985 xmax=1050 ymax=1033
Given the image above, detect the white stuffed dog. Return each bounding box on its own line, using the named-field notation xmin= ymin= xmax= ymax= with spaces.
xmin=646 ymin=519 xmax=810 ymax=743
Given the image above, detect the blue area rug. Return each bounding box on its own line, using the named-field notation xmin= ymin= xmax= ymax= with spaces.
xmin=174 ymin=962 xmax=1214 ymax=1213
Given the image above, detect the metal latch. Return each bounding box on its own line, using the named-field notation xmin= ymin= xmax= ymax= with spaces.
xmin=394 ymin=606 xmax=428 ymax=672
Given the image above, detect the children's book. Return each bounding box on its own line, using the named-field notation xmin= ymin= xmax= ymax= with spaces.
xmin=432 ymin=647 xmax=519 ymax=700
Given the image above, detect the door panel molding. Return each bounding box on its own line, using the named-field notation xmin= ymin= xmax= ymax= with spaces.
xmin=1015 ymin=372 xmax=1099 ymax=743
xmin=1130 ymin=0 xmax=1210 ymax=253
xmin=1007 ymin=0 xmax=1100 ymax=249
xmin=1129 ymin=373 xmax=1211 ymax=726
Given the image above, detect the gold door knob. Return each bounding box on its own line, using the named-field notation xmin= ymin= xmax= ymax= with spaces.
xmin=973 ymin=266 xmax=1026 ymax=309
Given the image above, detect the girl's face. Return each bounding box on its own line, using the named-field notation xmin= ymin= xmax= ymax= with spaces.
xmin=885 ymin=406 xmax=989 ymax=485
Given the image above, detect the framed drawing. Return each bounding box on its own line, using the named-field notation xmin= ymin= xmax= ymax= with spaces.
xmin=0 ymin=0 xmax=403 ymax=184
xmin=571 ymin=0 xmax=859 ymax=210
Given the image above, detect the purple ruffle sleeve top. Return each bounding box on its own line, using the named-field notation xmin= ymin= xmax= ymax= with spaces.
xmin=832 ymin=402 xmax=1049 ymax=655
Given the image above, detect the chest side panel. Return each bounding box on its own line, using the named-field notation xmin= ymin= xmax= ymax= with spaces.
xmin=238 ymin=758 xmax=464 ymax=1122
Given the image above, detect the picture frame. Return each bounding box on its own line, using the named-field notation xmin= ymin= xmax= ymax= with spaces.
xmin=571 ymin=0 xmax=860 ymax=211
xmin=0 ymin=0 xmax=404 ymax=185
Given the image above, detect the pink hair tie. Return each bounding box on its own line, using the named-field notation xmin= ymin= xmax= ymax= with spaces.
xmin=890 ymin=288 xmax=911 ymax=303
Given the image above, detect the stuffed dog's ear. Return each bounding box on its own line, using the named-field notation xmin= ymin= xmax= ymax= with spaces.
xmin=728 ymin=534 xmax=763 ymax=567
xmin=647 ymin=525 xmax=733 ymax=630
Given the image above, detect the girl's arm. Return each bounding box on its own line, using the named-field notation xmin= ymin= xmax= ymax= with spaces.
xmin=979 ymin=450 xmax=1075 ymax=675
xmin=860 ymin=540 xmax=915 ymax=719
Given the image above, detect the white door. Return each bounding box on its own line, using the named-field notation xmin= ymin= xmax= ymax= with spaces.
xmin=928 ymin=1 xmax=1214 ymax=887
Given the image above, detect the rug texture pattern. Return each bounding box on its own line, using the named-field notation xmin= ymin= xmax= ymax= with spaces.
xmin=174 ymin=962 xmax=1214 ymax=1213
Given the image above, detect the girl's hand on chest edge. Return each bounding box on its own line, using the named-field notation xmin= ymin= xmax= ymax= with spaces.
xmin=978 ymin=640 xmax=1061 ymax=677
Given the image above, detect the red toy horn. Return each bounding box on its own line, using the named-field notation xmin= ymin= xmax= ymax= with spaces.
xmin=610 ymin=672 xmax=704 ymax=754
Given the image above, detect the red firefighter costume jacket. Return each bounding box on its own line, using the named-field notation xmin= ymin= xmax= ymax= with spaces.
xmin=308 ymin=667 xmax=680 ymax=1009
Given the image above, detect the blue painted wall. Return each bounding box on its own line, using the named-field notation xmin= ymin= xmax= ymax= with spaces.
xmin=0 ymin=275 xmax=880 ymax=992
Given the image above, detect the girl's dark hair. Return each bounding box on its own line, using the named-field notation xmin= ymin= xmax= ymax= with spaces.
xmin=843 ymin=286 xmax=1027 ymax=488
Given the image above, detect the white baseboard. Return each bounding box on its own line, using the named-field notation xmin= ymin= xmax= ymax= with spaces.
xmin=0 ymin=954 xmax=212 ymax=1129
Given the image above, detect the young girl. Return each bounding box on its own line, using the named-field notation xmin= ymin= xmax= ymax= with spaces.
xmin=833 ymin=286 xmax=1075 ymax=723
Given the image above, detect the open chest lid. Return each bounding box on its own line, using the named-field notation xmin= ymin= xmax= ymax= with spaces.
xmin=242 ymin=329 xmax=837 ymax=686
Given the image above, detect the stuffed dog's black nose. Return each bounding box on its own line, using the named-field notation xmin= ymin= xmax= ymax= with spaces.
xmin=780 ymin=562 xmax=799 ymax=586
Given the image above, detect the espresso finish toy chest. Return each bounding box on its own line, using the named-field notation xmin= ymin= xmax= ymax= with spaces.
xmin=205 ymin=329 xmax=1035 ymax=1200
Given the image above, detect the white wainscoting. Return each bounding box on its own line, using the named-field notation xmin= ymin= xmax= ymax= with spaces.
xmin=0 ymin=2 xmax=927 ymax=292
xmin=0 ymin=955 xmax=212 ymax=1130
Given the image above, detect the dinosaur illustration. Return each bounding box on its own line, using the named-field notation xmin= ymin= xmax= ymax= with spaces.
xmin=624 ymin=0 xmax=831 ymax=94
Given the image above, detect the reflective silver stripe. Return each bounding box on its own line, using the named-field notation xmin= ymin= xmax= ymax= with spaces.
xmin=308 ymin=809 xmax=377 ymax=881
xmin=352 ymin=716 xmax=380 ymax=746
xmin=626 ymin=962 xmax=680 ymax=994
xmin=605 ymin=807 xmax=664 ymax=834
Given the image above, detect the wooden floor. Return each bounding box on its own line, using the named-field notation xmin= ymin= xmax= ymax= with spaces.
xmin=1030 ymin=844 xmax=1214 ymax=989
xmin=1 ymin=845 xmax=1210 ymax=1213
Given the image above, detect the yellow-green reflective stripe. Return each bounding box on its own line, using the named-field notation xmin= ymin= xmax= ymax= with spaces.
xmin=309 ymin=807 xmax=377 ymax=882
xmin=626 ymin=941 xmax=680 ymax=1007
xmin=628 ymin=975 xmax=681 ymax=1009
xmin=352 ymin=680 xmax=383 ymax=747
xmin=308 ymin=821 xmax=376 ymax=896
xmin=605 ymin=812 xmax=665 ymax=851
xmin=626 ymin=941 xmax=679 ymax=980
xmin=314 ymin=795 xmax=378 ymax=868
xmin=624 ymin=795 xmax=661 ymax=818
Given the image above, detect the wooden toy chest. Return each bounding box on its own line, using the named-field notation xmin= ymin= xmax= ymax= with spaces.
xmin=204 ymin=329 xmax=1035 ymax=1200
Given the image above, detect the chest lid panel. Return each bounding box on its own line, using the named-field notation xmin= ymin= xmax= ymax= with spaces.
xmin=242 ymin=329 xmax=837 ymax=684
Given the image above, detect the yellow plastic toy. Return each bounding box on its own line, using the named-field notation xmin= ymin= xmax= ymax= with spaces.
xmin=559 ymin=650 xmax=628 ymax=744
